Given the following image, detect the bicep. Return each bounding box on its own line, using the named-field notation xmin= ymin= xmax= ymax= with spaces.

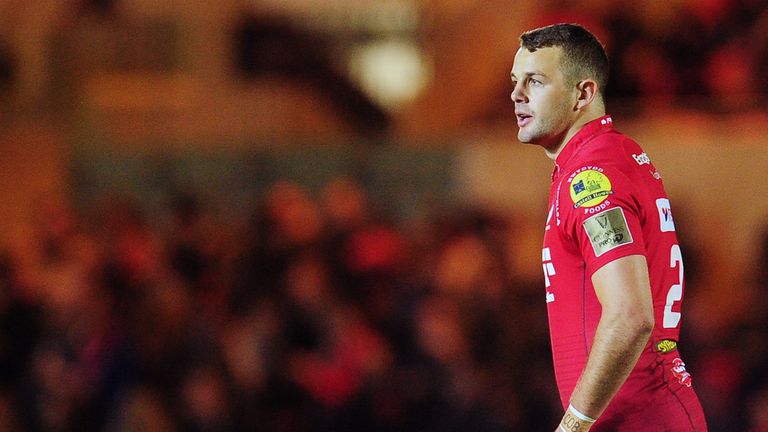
xmin=591 ymin=255 xmax=653 ymax=323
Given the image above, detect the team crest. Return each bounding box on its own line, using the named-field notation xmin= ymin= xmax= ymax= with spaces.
xmin=671 ymin=358 xmax=692 ymax=387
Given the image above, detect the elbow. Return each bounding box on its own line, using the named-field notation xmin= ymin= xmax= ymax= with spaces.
xmin=604 ymin=309 xmax=654 ymax=339
xmin=636 ymin=315 xmax=654 ymax=338
xmin=629 ymin=311 xmax=654 ymax=341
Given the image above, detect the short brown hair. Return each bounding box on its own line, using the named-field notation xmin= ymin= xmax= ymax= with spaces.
xmin=520 ymin=23 xmax=609 ymax=93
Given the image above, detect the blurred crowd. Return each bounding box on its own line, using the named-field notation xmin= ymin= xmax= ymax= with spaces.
xmin=0 ymin=179 xmax=559 ymax=432
xmin=538 ymin=0 xmax=768 ymax=111
xmin=0 ymin=177 xmax=767 ymax=431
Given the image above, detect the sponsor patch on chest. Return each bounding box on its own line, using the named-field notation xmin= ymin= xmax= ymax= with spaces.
xmin=582 ymin=207 xmax=633 ymax=257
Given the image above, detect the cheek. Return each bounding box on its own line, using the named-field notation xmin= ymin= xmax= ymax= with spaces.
xmin=538 ymin=89 xmax=572 ymax=116
xmin=531 ymin=88 xmax=553 ymax=107
xmin=544 ymin=88 xmax=568 ymax=105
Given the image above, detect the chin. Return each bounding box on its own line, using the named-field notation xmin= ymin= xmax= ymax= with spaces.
xmin=517 ymin=132 xmax=536 ymax=144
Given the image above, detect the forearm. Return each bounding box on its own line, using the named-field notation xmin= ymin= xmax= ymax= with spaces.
xmin=554 ymin=255 xmax=654 ymax=432
xmin=570 ymin=313 xmax=652 ymax=419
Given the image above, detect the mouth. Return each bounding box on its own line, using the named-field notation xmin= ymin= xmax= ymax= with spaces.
xmin=516 ymin=112 xmax=532 ymax=127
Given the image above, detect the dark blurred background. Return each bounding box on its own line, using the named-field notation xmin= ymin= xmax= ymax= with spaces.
xmin=0 ymin=0 xmax=767 ymax=430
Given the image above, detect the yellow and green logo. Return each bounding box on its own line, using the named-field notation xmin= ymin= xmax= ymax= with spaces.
xmin=655 ymin=339 xmax=678 ymax=354
xmin=570 ymin=170 xmax=612 ymax=208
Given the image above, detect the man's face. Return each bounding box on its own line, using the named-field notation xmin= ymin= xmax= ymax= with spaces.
xmin=510 ymin=46 xmax=578 ymax=150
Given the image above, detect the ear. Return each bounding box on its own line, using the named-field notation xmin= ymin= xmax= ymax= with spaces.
xmin=574 ymin=79 xmax=598 ymax=111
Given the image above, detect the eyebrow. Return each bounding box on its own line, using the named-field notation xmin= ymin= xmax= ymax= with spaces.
xmin=510 ymin=71 xmax=547 ymax=80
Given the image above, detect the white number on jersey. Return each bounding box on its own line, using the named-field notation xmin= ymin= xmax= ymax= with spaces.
xmin=663 ymin=244 xmax=684 ymax=328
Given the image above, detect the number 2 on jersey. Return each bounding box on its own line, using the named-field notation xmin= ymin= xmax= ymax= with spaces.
xmin=663 ymin=244 xmax=683 ymax=328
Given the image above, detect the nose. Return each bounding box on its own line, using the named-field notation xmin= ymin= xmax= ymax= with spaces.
xmin=510 ymin=82 xmax=527 ymax=103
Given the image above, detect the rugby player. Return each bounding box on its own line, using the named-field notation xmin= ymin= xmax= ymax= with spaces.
xmin=510 ymin=23 xmax=707 ymax=431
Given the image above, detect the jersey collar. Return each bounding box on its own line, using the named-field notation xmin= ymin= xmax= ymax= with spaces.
xmin=552 ymin=115 xmax=613 ymax=180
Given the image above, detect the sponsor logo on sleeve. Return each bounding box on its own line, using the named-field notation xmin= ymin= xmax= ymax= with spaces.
xmin=582 ymin=207 xmax=633 ymax=257
xmin=569 ymin=169 xmax=613 ymax=209
xmin=632 ymin=152 xmax=651 ymax=165
xmin=656 ymin=198 xmax=675 ymax=232
xmin=655 ymin=339 xmax=678 ymax=353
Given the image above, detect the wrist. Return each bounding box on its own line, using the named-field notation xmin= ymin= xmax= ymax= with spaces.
xmin=559 ymin=403 xmax=597 ymax=432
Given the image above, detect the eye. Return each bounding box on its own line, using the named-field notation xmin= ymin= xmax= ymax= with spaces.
xmin=529 ymin=78 xmax=542 ymax=86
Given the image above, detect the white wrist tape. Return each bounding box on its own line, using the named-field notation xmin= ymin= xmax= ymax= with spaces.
xmin=568 ymin=404 xmax=597 ymax=423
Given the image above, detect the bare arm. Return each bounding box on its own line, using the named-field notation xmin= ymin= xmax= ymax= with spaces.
xmin=557 ymin=254 xmax=654 ymax=431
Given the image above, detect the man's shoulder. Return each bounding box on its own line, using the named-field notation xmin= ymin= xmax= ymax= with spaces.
xmin=569 ymin=129 xmax=642 ymax=171
xmin=582 ymin=127 xmax=633 ymax=153
xmin=555 ymin=136 xmax=644 ymax=220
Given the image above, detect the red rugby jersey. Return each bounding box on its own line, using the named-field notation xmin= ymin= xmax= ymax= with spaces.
xmin=542 ymin=116 xmax=706 ymax=429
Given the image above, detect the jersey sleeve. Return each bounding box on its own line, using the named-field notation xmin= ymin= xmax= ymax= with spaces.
xmin=558 ymin=165 xmax=647 ymax=276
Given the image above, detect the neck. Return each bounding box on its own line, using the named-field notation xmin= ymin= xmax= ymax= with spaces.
xmin=545 ymin=105 xmax=605 ymax=161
